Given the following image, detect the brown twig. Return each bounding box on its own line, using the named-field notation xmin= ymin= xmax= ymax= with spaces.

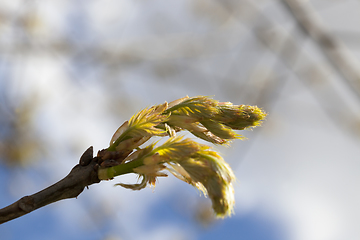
xmin=0 ymin=146 xmax=101 ymax=224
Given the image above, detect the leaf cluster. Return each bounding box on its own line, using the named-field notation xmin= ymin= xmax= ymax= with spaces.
xmin=97 ymin=96 xmax=266 ymax=217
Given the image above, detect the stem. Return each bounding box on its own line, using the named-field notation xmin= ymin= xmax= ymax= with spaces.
xmin=0 ymin=158 xmax=100 ymax=224
xmin=98 ymin=157 xmax=145 ymax=180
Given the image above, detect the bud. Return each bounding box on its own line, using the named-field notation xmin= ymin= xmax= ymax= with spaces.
xmin=216 ymin=104 xmax=266 ymax=130
xmin=200 ymin=119 xmax=240 ymax=140
xmin=98 ymin=96 xmax=266 ymax=218
xmin=164 ymin=96 xmax=219 ymax=119
xmin=108 ymin=107 xmax=168 ymax=151
xmin=172 ymin=149 xmax=236 ymax=217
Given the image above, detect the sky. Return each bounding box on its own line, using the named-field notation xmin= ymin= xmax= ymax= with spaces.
xmin=1 ymin=0 xmax=360 ymax=240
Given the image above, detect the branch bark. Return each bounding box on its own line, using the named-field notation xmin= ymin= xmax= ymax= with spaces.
xmin=0 ymin=146 xmax=101 ymax=224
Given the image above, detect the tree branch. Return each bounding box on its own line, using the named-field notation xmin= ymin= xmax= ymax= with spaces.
xmin=281 ymin=0 xmax=360 ymax=101
xmin=0 ymin=146 xmax=101 ymax=224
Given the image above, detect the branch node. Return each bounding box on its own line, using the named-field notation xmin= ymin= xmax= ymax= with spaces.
xmin=18 ymin=196 xmax=35 ymax=213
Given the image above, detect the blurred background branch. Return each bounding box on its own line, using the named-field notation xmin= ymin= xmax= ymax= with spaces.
xmin=282 ymin=0 xmax=360 ymax=100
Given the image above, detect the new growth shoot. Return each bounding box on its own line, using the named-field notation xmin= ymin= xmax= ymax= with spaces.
xmin=97 ymin=96 xmax=266 ymax=218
